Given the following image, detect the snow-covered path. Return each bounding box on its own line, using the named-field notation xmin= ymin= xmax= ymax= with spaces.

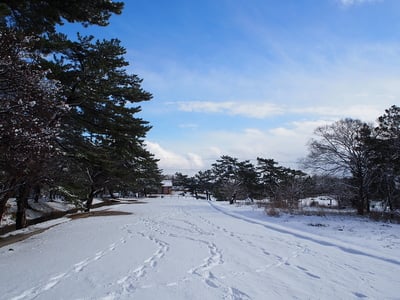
xmin=0 ymin=196 xmax=399 ymax=299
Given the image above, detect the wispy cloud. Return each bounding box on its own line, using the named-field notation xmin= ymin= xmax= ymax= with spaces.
xmin=141 ymin=39 xmax=400 ymax=123
xmin=339 ymin=0 xmax=382 ymax=6
xmin=170 ymin=100 xmax=387 ymax=122
xmin=133 ymin=1 xmax=398 ymax=175
xmin=178 ymin=123 xmax=199 ymax=129
xmin=292 ymin=104 xmax=384 ymax=122
xmin=171 ymin=101 xmax=283 ymax=118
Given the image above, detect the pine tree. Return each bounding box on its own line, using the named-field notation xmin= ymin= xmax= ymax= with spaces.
xmin=256 ymin=158 xmax=283 ymax=201
xmin=0 ymin=29 xmax=66 ymax=227
xmin=195 ymin=170 xmax=214 ymax=199
xmin=1 ymin=0 xmax=160 ymax=224
xmin=1 ymin=0 xmax=123 ymax=34
xmin=257 ymin=157 xmax=307 ymax=208
xmin=44 ymin=34 xmax=158 ymax=210
xmin=210 ymin=156 xmax=259 ymax=202
xmin=373 ymin=105 xmax=400 ymax=210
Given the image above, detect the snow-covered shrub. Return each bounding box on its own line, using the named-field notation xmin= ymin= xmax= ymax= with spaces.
xmin=265 ymin=206 xmax=280 ymax=217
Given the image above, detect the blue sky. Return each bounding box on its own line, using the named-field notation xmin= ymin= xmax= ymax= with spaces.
xmin=62 ymin=0 xmax=400 ymax=174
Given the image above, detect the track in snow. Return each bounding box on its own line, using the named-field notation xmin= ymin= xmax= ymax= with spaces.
xmin=0 ymin=197 xmax=399 ymax=300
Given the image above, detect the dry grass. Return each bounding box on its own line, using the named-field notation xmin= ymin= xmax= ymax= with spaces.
xmin=265 ymin=206 xmax=280 ymax=217
xmin=68 ymin=210 xmax=133 ymax=220
xmin=0 ymin=226 xmax=56 ymax=249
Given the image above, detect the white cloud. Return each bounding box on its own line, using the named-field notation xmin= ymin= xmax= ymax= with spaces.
xmin=141 ymin=35 xmax=400 ymax=117
xmin=178 ymin=123 xmax=198 ymax=129
xmin=339 ymin=0 xmax=382 ymax=6
xmin=187 ymin=153 xmax=203 ymax=168
xmin=145 ymin=118 xmax=350 ymax=175
xmin=171 ymin=99 xmax=387 ymax=123
xmin=138 ymin=22 xmax=400 ymax=175
xmin=208 ymin=146 xmax=223 ymax=157
xmin=145 ymin=141 xmax=205 ymax=174
xmin=269 ymin=127 xmax=298 ymax=137
xmin=157 ymin=43 xmax=400 ymax=122
xmin=172 ymin=101 xmax=283 ymax=119
xmin=292 ymin=104 xmax=384 ymax=122
xmin=199 ymin=122 xmax=325 ymax=169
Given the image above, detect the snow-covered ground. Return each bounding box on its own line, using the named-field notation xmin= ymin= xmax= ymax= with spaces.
xmin=0 ymin=197 xmax=102 ymax=227
xmin=1 ymin=199 xmax=71 ymax=228
xmin=0 ymin=195 xmax=399 ymax=300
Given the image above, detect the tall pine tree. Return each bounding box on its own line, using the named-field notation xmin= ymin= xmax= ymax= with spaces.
xmin=0 ymin=29 xmax=66 ymax=227
xmin=1 ymin=1 xmax=161 ymax=225
xmin=44 ymin=34 xmax=159 ymax=210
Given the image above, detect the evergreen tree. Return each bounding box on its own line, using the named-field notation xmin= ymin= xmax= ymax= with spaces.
xmin=210 ymin=156 xmax=258 ymax=202
xmin=173 ymin=173 xmax=191 ymax=191
xmin=257 ymin=158 xmax=307 ymax=208
xmin=210 ymin=156 xmax=242 ymax=202
xmin=0 ymin=29 xmax=66 ymax=227
xmin=376 ymin=105 xmax=400 ymax=168
xmin=1 ymin=1 xmax=160 ymax=224
xmin=256 ymin=158 xmax=283 ymax=201
xmin=173 ymin=172 xmax=198 ymax=195
xmin=1 ymin=0 xmax=123 ymax=34
xmin=195 ymin=170 xmax=214 ymax=199
xmin=43 ymin=34 xmax=157 ymax=210
xmin=372 ymin=105 xmax=400 ymax=210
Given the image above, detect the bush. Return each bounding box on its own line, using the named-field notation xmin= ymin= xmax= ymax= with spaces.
xmin=265 ymin=206 xmax=280 ymax=217
xmin=369 ymin=211 xmax=400 ymax=223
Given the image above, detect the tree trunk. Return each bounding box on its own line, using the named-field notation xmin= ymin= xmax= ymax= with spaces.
xmin=0 ymin=179 xmax=16 ymax=222
xmin=85 ymin=187 xmax=96 ymax=212
xmin=356 ymin=184 xmax=365 ymax=215
xmin=356 ymin=201 xmax=364 ymax=215
xmin=0 ymin=189 xmax=14 ymax=223
xmin=0 ymin=193 xmax=10 ymax=223
xmin=365 ymin=196 xmax=370 ymax=213
xmin=85 ymin=186 xmax=104 ymax=212
xmin=16 ymin=183 xmax=31 ymax=229
xmin=109 ymin=187 xmax=116 ymax=199
xmin=355 ymin=171 xmax=366 ymax=215
xmin=33 ymin=184 xmax=41 ymax=203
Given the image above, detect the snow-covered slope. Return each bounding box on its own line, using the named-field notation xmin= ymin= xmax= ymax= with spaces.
xmin=0 ymin=196 xmax=399 ymax=299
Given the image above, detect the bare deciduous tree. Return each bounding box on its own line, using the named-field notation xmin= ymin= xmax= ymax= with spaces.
xmin=303 ymin=119 xmax=375 ymax=215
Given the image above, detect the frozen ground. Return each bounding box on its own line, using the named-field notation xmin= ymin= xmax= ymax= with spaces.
xmin=0 ymin=195 xmax=399 ymax=299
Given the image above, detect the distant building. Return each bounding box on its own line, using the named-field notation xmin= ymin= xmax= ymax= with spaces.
xmin=370 ymin=200 xmax=388 ymax=212
xmin=160 ymin=180 xmax=173 ymax=194
xmin=300 ymin=196 xmax=338 ymax=208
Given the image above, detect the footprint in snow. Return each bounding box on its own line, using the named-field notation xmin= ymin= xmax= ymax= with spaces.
xmin=353 ymin=292 xmax=368 ymax=298
xmin=228 ymin=287 xmax=252 ymax=300
xmin=43 ymin=273 xmax=66 ymax=291
xmin=306 ymin=272 xmax=321 ymax=279
xmin=94 ymin=251 xmax=104 ymax=260
xmin=204 ymin=271 xmax=219 ymax=288
xmin=74 ymin=259 xmax=89 ymax=272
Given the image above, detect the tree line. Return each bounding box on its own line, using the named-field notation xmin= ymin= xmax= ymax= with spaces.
xmin=1 ymin=1 xmax=399 ymax=230
xmin=174 ymin=105 xmax=400 ymax=216
xmin=0 ymin=1 xmax=162 ymax=229
xmin=174 ymin=156 xmax=314 ymax=210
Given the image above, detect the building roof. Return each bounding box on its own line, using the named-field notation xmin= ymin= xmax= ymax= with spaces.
xmin=161 ymin=180 xmax=173 ymax=187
